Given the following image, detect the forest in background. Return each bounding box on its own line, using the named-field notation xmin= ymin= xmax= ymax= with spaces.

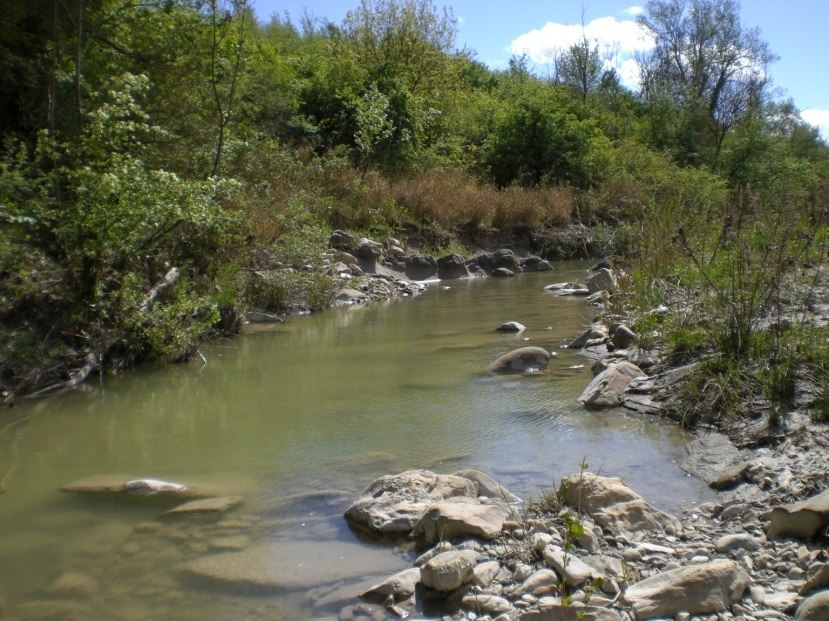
xmin=1 ymin=0 xmax=826 ymax=421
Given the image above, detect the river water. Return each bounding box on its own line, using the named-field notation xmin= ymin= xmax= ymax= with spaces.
xmin=0 ymin=264 xmax=714 ymax=619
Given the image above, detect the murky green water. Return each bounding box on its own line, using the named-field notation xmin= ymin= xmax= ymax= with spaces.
xmin=0 ymin=264 xmax=714 ymax=619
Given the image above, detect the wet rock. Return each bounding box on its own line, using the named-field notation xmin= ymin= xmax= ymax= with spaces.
xmin=405 ymin=254 xmax=438 ymax=280
xmin=60 ymin=475 xmax=201 ymax=500
xmin=577 ymin=362 xmax=646 ymax=408
xmin=488 ymin=346 xmax=552 ymax=374
xmin=626 ymin=559 xmax=749 ymax=619
xmin=164 ymin=496 xmax=243 ymax=517
xmin=493 ymin=267 xmax=515 ymax=277
xmin=489 ymin=249 xmax=522 ymax=273
xmin=334 ymin=288 xmax=368 ymax=304
xmin=765 ymin=487 xmax=829 ymax=539
xmin=521 ymin=256 xmax=553 ymax=272
xmin=681 ymin=433 xmax=748 ymax=489
xmin=344 ymin=470 xmax=476 ymax=537
xmin=437 ymin=254 xmax=470 ymax=280
xmin=495 ymin=321 xmax=526 ymax=333
xmin=337 ymin=602 xmax=386 ymax=621
xmin=359 ymin=568 xmax=420 ymax=603
xmin=420 ymin=550 xmax=476 ymax=591
xmin=411 ymin=498 xmax=512 ymax=547
xmin=559 ymin=472 xmax=680 ymax=534
xmin=462 ymin=593 xmax=513 ymax=615
xmin=796 ymin=589 xmax=829 ymax=621
xmin=545 ymin=283 xmax=590 ymax=296
xmin=570 ymin=325 xmax=608 ymax=349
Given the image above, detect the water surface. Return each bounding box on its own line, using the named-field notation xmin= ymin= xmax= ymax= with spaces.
xmin=0 ymin=264 xmax=714 ymax=619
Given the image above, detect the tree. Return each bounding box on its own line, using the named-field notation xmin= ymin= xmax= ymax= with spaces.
xmin=637 ymin=0 xmax=777 ymax=161
xmin=558 ymin=36 xmax=602 ymax=102
xmin=342 ymin=0 xmax=457 ymax=95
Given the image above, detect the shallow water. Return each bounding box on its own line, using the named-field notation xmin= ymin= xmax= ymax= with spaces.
xmin=0 ymin=264 xmax=715 ymax=619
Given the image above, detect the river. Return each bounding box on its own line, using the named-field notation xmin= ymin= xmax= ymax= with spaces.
xmin=0 ymin=263 xmax=714 ymax=619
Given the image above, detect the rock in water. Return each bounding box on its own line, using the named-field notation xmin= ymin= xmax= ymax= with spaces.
xmin=577 ymin=362 xmax=646 ymax=408
xmin=488 ymin=347 xmax=551 ymax=374
xmin=625 ymin=559 xmax=749 ymax=619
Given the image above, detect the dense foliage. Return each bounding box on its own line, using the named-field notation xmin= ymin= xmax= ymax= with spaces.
xmin=1 ymin=0 xmax=827 ymax=416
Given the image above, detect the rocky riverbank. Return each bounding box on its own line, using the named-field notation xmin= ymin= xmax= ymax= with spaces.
xmin=321 ymin=262 xmax=828 ymax=621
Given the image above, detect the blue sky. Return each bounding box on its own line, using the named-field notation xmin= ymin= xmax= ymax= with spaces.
xmin=252 ymin=1 xmax=829 ymax=137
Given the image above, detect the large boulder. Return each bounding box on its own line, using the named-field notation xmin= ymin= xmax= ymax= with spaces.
xmin=559 ymin=472 xmax=680 ymax=534
xmin=765 ymin=488 xmax=829 ymax=540
xmin=330 ymin=229 xmax=356 ymax=249
xmin=420 ymin=550 xmax=477 ymax=591
xmin=357 ymin=237 xmax=384 ymax=259
xmin=625 ymin=559 xmax=750 ymax=619
xmin=344 ymin=470 xmax=476 ymax=537
xmin=437 ymin=254 xmax=470 ymax=280
xmin=405 ymin=254 xmax=438 ymax=281
xmin=489 ymin=249 xmax=522 ymax=272
xmin=488 ymin=347 xmax=551 ymax=374
xmin=521 ymin=256 xmax=553 ymax=272
xmin=411 ymin=498 xmax=512 ymax=547
xmin=796 ymin=590 xmax=829 ymax=621
xmin=586 ymin=268 xmax=616 ymax=294
xmin=577 ymin=362 xmax=646 ymax=408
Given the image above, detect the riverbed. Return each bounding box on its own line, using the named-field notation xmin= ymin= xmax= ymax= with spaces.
xmin=0 ymin=264 xmax=715 ymax=619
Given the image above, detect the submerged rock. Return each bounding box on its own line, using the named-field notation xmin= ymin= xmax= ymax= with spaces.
xmin=163 ymin=496 xmax=243 ymax=517
xmin=495 ymin=321 xmax=526 ymax=333
xmin=61 ymin=475 xmax=200 ymax=500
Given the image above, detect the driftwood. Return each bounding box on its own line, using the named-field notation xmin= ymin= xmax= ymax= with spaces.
xmin=15 ymin=267 xmax=180 ymax=402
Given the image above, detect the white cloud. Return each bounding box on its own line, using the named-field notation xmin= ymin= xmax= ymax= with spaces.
xmin=801 ymin=109 xmax=829 ymax=141
xmin=509 ymin=16 xmax=654 ymax=90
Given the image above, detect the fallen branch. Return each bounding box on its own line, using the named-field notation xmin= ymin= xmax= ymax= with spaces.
xmin=17 ymin=267 xmax=180 ymax=401
xmin=140 ymin=267 xmax=179 ymax=314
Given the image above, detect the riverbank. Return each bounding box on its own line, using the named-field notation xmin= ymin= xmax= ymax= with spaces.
xmin=322 ymin=261 xmax=828 ymax=620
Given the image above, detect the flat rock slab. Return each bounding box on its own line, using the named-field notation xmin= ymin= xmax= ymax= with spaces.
xmin=360 ymin=567 xmax=421 ymax=603
xmin=681 ymin=433 xmax=748 ymax=489
xmin=765 ymin=488 xmax=829 ymax=540
xmin=626 ymin=559 xmax=749 ymax=620
xmin=60 ymin=475 xmax=206 ymax=501
xmin=182 ymin=540 xmax=407 ymax=592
